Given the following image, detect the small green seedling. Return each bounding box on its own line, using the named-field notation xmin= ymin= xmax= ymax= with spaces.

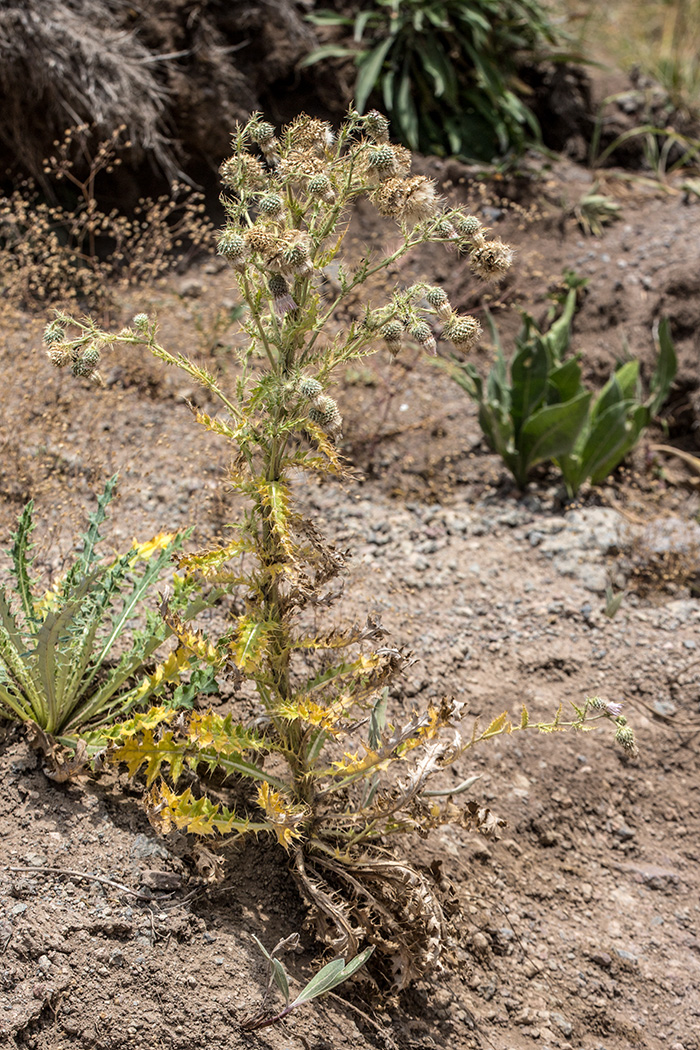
xmin=241 ymin=934 xmax=374 ymax=1030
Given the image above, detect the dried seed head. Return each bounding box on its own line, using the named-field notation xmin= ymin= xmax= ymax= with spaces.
xmin=46 ymin=346 xmax=71 ymax=368
xmin=43 ymin=319 xmax=66 ymax=346
xmin=364 ymin=110 xmax=391 ymax=142
xmin=410 ymin=321 xmax=437 ymax=355
xmin=218 ymin=229 xmax=249 ymax=268
xmin=133 ymin=313 xmax=150 ymax=330
xmin=220 ymin=153 xmax=267 ymax=191
xmin=288 ymin=116 xmax=335 ymax=154
xmin=470 ymin=239 xmax=514 ymax=282
xmin=309 ymin=394 xmax=342 ymax=432
xmin=455 ymin=214 xmax=483 ymax=238
xmin=268 ymin=273 xmax=297 ymax=317
xmin=258 ymin=193 xmax=284 ymax=217
xmin=371 ymin=175 xmax=439 ymax=225
xmin=444 ymin=314 xmax=482 ymax=349
xmin=299 ymin=377 xmax=323 ymax=399
xmin=244 ymin=226 xmax=279 ymax=258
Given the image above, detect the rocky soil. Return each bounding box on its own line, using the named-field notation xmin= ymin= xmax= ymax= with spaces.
xmin=1 ymin=152 xmax=700 ymax=1050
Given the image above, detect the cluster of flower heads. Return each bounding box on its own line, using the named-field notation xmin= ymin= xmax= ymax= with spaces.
xmin=298 ymin=376 xmax=342 ymax=437
xmin=588 ymin=696 xmax=638 ymax=757
xmin=380 ymin=282 xmax=483 ymax=360
xmin=215 ymin=109 xmax=514 ymax=324
xmin=43 ymin=316 xmax=103 ymax=381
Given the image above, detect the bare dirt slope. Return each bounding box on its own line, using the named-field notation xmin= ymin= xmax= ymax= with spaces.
xmin=1 ymin=155 xmax=699 ymax=1050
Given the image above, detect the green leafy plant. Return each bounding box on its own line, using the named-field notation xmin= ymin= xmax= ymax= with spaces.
xmin=242 ymin=934 xmax=373 ymax=1030
xmin=303 ymin=0 xmax=564 ymax=161
xmin=48 ymin=111 xmax=634 ymax=987
xmin=443 ymin=278 xmax=677 ymax=494
xmin=0 ymin=475 xmax=212 ymax=739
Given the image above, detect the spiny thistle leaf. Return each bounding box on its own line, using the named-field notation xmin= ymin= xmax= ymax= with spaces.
xmin=256 ymin=479 xmax=296 ymax=559
xmin=257 ymin=782 xmax=309 ymax=849
xmin=231 ymin=616 xmax=275 ymax=672
xmin=114 ymin=728 xmax=188 ymax=786
xmin=481 ymin=711 xmax=511 ymax=739
xmin=148 ymin=782 xmax=268 ymax=837
xmin=9 ymin=501 xmax=37 ymax=622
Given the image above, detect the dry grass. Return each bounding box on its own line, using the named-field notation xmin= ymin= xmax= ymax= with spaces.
xmin=0 ymin=125 xmax=215 ymax=310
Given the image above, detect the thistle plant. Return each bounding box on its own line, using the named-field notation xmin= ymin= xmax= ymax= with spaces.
xmin=47 ymin=110 xmax=635 ymax=987
xmin=0 ymin=476 xmax=213 ymax=740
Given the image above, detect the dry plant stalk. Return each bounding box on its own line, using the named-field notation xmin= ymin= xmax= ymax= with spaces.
xmin=46 ymin=109 xmax=635 ymax=987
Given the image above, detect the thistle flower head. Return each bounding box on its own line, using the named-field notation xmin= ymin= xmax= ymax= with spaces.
xmin=307 ymin=174 xmax=335 ymax=203
xmin=425 ymin=287 xmax=448 ymax=309
xmin=364 ymin=110 xmax=390 ymax=142
xmin=364 ymin=144 xmax=411 ymax=184
xmin=288 ymin=116 xmax=335 ymax=155
xmin=410 ymin=321 xmax=437 ymax=356
xmin=46 ymin=346 xmax=71 ymax=368
xmin=432 ymin=217 xmax=458 ymax=240
xmin=589 ymin=696 xmax=623 ymax=718
xmin=250 ymin=121 xmax=276 ymax=145
xmin=219 ymin=153 xmax=268 ymax=192
xmin=455 ymin=214 xmax=483 ymax=239
xmin=268 ymin=273 xmax=297 ymax=317
xmin=470 ymin=239 xmax=514 ymax=282
xmin=614 ymin=724 xmax=638 ymax=757
xmin=272 ymin=232 xmax=314 ymax=277
xmin=258 ymin=193 xmax=284 ymax=217
xmin=43 ymin=318 xmax=66 ymax=346
xmin=299 ymin=377 xmax=323 ymax=400
xmin=443 ymin=314 xmax=482 ymax=350
xmin=382 ymin=320 xmax=404 ymax=356
xmin=309 ymin=394 xmax=342 ymax=433
xmin=71 ymin=344 xmax=101 ymax=378
xmin=133 ymin=312 xmax=150 ymax=330
xmin=244 ymin=225 xmax=280 ymax=259
xmin=371 ymin=175 xmax=439 ymax=226
xmin=217 ymin=229 xmax=249 ymax=269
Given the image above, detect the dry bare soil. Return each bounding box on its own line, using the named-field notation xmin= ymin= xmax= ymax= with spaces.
xmin=1 ymin=154 xmax=699 ymax=1050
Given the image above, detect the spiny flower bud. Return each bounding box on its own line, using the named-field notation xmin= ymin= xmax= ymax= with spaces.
xmin=273 ymin=232 xmax=313 ymax=277
xmin=268 ymin=274 xmax=297 ymax=317
xmin=218 ymin=229 xmax=248 ymax=268
xmin=614 ymin=724 xmax=638 ymax=757
xmin=470 ymin=239 xmax=514 ymax=282
xmin=71 ymin=345 xmax=100 ymax=378
xmin=250 ymin=121 xmax=276 ymax=144
xmin=425 ymin=287 xmax=452 ymax=321
xmin=258 ymin=193 xmax=284 ymax=217
xmin=133 ymin=313 xmax=150 ymax=330
xmin=455 ymin=214 xmax=483 ymax=238
xmin=299 ymin=377 xmax=323 ymax=399
xmin=308 ymin=174 xmax=335 ymax=202
xmin=371 ymin=175 xmax=439 ymax=225
xmin=365 ymin=144 xmax=411 ymax=184
xmin=433 ymin=218 xmax=457 ymax=240
xmin=309 ymin=394 xmax=342 ymax=432
xmin=444 ymin=315 xmax=482 ymax=349
xmin=43 ymin=319 xmax=66 ymax=346
xmin=410 ymin=321 xmax=437 ymax=356
xmin=364 ymin=110 xmax=390 ymax=142
xmin=382 ymin=320 xmax=404 ymax=355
